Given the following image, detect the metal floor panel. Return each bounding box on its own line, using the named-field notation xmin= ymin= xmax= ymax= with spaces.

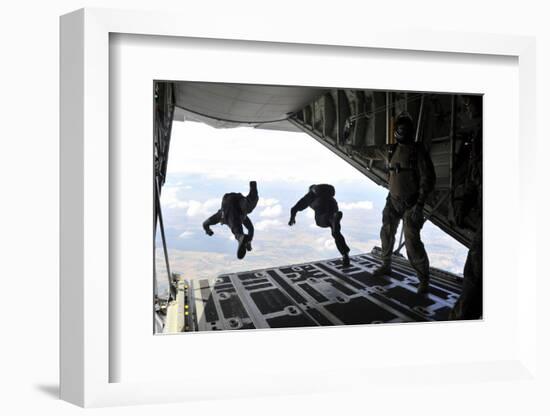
xmin=184 ymin=251 xmax=463 ymax=332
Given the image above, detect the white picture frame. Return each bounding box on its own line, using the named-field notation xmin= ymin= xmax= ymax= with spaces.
xmin=60 ymin=7 xmax=539 ymax=408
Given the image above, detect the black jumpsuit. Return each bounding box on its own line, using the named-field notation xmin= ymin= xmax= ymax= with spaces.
xmin=290 ymin=184 xmax=350 ymax=257
xmin=203 ymin=182 xmax=259 ymax=243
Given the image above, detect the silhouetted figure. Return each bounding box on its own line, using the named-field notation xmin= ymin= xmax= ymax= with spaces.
xmin=203 ymin=181 xmax=258 ymax=260
xmin=449 ymin=95 xmax=482 ymax=320
xmin=371 ymin=112 xmax=436 ymax=295
xmin=289 ymin=184 xmax=351 ymax=267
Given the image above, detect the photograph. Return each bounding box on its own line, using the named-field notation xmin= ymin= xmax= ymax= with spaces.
xmin=3 ymin=0 xmax=540 ymax=411
xmin=153 ymin=81 xmax=482 ymax=333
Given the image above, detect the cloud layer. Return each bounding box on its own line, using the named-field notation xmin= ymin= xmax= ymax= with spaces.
xmin=340 ymin=200 xmax=374 ymax=210
xmin=166 ymin=121 xmax=383 ymax=187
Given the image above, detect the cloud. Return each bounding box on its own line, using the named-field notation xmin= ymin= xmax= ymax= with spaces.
xmin=165 ymin=121 xmax=378 ymax=185
xmin=259 ymin=204 xmax=282 ymax=218
xmin=160 ymin=187 xmax=188 ymax=209
xmin=170 ymin=181 xmax=192 ymax=189
xmin=340 ymin=200 xmax=374 ymax=210
xmin=185 ymin=198 xmax=221 ymax=217
xmin=348 ymin=239 xmax=379 ymax=254
xmin=178 ymin=231 xmax=195 ymax=239
xmin=257 ymin=197 xmax=279 ymax=207
xmin=161 ymin=189 xmax=221 ymax=218
xmin=315 ymin=236 xmax=336 ymax=252
xmin=255 ymin=219 xmax=284 ymax=231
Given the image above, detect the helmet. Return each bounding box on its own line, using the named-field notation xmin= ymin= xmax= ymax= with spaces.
xmin=394 ymin=112 xmax=415 ymax=144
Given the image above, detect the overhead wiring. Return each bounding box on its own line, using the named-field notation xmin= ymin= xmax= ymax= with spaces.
xmin=176 ymin=104 xmax=295 ymax=125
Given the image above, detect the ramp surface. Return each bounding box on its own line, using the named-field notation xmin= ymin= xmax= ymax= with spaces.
xmin=184 ymin=251 xmax=463 ymax=332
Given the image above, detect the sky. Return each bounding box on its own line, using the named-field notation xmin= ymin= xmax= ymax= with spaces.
xmin=155 ymin=121 xmax=467 ymax=296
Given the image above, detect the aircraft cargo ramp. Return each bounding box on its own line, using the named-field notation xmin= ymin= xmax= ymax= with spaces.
xmin=154 ymin=82 xmax=481 ymax=332
xmin=177 ymin=250 xmax=463 ymax=332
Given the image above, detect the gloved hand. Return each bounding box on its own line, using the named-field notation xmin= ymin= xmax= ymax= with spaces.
xmin=410 ymin=203 xmax=425 ymax=224
xmin=204 ymin=227 xmax=214 ymax=236
xmin=288 ymin=216 xmax=296 ymax=226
